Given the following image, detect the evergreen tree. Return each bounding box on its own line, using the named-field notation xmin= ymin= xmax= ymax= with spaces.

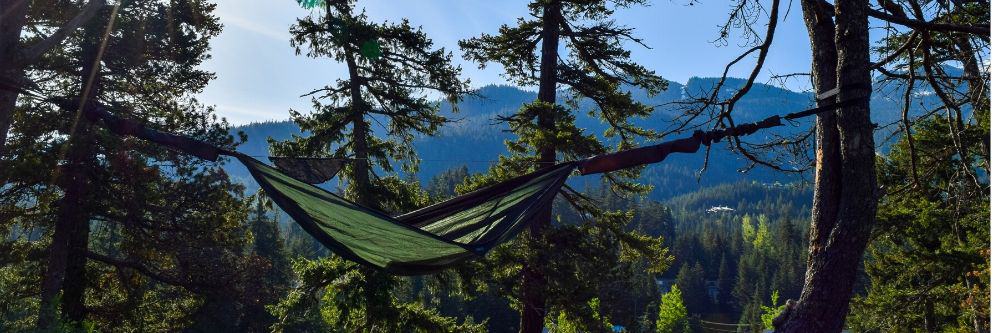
xmin=738 ymin=283 xmax=765 ymax=331
xmin=848 ymin=116 xmax=989 ymax=332
xmin=268 ymin=1 xmax=479 ymax=331
xmin=732 ymin=253 xmax=759 ymax=313
xmin=740 ymin=214 xmax=755 ymax=244
xmin=0 ymin=0 xmax=269 ymax=330
xmin=675 ymin=263 xmax=707 ymax=314
xmin=774 ymin=218 xmax=805 ymax=302
xmin=751 ymin=214 xmax=771 ymax=252
xmin=459 ymin=1 xmax=669 ymax=330
xmin=243 ymin=196 xmax=293 ymax=331
xmin=760 ymin=290 xmax=786 ymax=330
xmin=657 ymin=285 xmax=691 ymax=333
xmin=716 ymin=256 xmax=733 ymax=312
xmin=426 ymin=165 xmax=469 ymax=200
xmin=0 ymin=0 xmax=105 ymax=157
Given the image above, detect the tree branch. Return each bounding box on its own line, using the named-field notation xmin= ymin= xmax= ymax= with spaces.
xmin=18 ymin=0 xmax=107 ymax=66
xmin=85 ymin=251 xmax=187 ymax=287
xmin=811 ymin=0 xmax=989 ymax=36
xmin=868 ymin=8 xmax=989 ymax=36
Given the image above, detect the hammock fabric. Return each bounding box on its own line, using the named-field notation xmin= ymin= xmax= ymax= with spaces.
xmin=269 ymin=156 xmax=345 ymax=184
xmin=63 ymin=95 xmax=863 ymax=275
xmin=239 ymin=154 xmax=575 ymax=274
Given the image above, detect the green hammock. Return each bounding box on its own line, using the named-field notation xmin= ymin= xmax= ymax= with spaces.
xmin=238 ymin=154 xmax=576 ymax=275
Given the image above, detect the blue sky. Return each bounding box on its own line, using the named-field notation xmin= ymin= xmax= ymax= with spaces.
xmin=199 ymin=1 xmax=819 ymax=124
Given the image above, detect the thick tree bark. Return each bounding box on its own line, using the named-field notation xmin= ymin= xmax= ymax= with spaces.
xmin=797 ymin=2 xmax=841 ymax=316
xmin=519 ymin=2 xmax=560 ymax=332
xmin=775 ymin=1 xmax=876 ymax=332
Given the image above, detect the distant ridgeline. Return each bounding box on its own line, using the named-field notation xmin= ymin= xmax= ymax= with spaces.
xmin=225 ymin=74 xmax=944 ymax=201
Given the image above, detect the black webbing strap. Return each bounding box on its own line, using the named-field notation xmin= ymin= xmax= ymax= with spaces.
xmin=50 ymin=98 xmax=225 ymax=161
xmin=578 ymin=94 xmax=871 ymax=175
xmin=783 ymin=97 xmax=868 ymax=120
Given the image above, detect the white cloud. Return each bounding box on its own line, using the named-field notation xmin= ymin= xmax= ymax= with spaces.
xmin=220 ymin=14 xmax=288 ymax=42
xmin=214 ymin=104 xmax=289 ymax=124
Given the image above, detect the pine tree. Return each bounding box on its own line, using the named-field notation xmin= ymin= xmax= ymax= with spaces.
xmin=675 ymin=263 xmax=708 ymax=314
xmin=458 ymin=1 xmax=669 ymax=331
xmin=849 ymin=116 xmax=989 ymax=332
xmin=268 ymin=1 xmax=480 ymax=331
xmin=752 ymin=214 xmax=771 ymax=252
xmin=427 ymin=165 xmax=469 ymax=200
xmin=657 ymin=285 xmax=691 ymax=333
xmin=716 ymin=256 xmax=733 ymax=312
xmin=243 ymin=196 xmax=293 ymax=331
xmin=1 ymin=0 xmax=260 ymax=330
xmin=0 ymin=0 xmax=105 ymax=157
xmin=779 ymin=0 xmax=877 ymax=329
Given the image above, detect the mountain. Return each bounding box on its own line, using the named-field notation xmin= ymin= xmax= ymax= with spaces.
xmin=222 ymin=77 xmax=934 ymax=200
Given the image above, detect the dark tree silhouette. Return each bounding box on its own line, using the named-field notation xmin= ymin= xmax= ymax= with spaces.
xmin=0 ymin=0 xmax=105 ymax=158
xmin=460 ymin=1 xmax=669 ymax=331
xmin=268 ymin=1 xmax=480 ymax=331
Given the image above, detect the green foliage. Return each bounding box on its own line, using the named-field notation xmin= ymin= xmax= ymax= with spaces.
xmin=272 ymin=0 xmax=469 ymax=199
xmin=268 ymin=257 xmax=484 ymax=332
xmin=759 ymin=290 xmax=785 ymax=330
xmin=752 ymin=215 xmax=771 ymax=251
xmin=657 ymin=285 xmax=691 ymax=333
xmin=297 ymin=0 xmax=325 ymax=9
xmin=741 ymin=214 xmax=755 ymax=244
xmin=549 ymin=298 xmax=615 ymax=333
xmin=848 ymin=116 xmax=989 ymax=332
xmin=659 ymin=182 xmax=808 ymax=329
xmin=674 ymin=263 xmax=707 ymax=314
xmin=455 ymin=0 xmax=671 ymax=327
xmin=0 ymin=0 xmax=285 ymax=331
xmin=269 ymin=1 xmax=477 ymax=331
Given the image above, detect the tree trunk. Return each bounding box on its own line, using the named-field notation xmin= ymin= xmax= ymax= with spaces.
xmin=342 ymin=20 xmax=398 ymax=329
xmin=37 ymin=127 xmax=97 ymax=329
xmin=37 ymin=9 xmax=106 ymax=328
xmin=0 ymin=0 xmax=29 ymax=159
xmin=345 ymin=54 xmax=373 ymax=210
xmin=519 ymin=2 xmax=560 ymax=333
xmin=923 ymin=297 xmax=936 ymax=332
xmin=61 ymin=205 xmax=91 ymax=323
xmin=775 ymin=1 xmax=876 ymax=332
xmin=952 ymin=36 xmax=989 ymax=171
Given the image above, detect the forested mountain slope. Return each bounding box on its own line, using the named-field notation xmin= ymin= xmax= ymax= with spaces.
xmin=226 ymin=77 xmax=932 ymax=200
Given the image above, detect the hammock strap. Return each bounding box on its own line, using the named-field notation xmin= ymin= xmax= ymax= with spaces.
xmin=577 ymin=97 xmax=868 ymax=175
xmin=65 ymin=94 xmax=866 ymax=176
xmin=55 ymin=99 xmax=225 ymax=161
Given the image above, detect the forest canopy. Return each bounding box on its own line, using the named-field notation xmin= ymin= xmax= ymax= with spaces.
xmin=0 ymin=0 xmax=989 ymax=332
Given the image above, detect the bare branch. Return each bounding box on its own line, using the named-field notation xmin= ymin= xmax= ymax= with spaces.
xmin=811 ymin=0 xmax=989 ymax=36
xmin=868 ymin=8 xmax=989 ymax=36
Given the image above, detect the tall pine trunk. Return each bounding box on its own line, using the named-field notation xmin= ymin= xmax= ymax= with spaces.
xmin=37 ymin=9 xmax=106 ymax=328
xmin=775 ymin=1 xmax=875 ymax=331
xmin=519 ymin=1 xmax=560 ymax=332
xmin=346 ymin=54 xmax=373 ymax=209
xmin=38 ymin=129 xmax=97 ymax=328
xmin=343 ymin=33 xmax=393 ymax=327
